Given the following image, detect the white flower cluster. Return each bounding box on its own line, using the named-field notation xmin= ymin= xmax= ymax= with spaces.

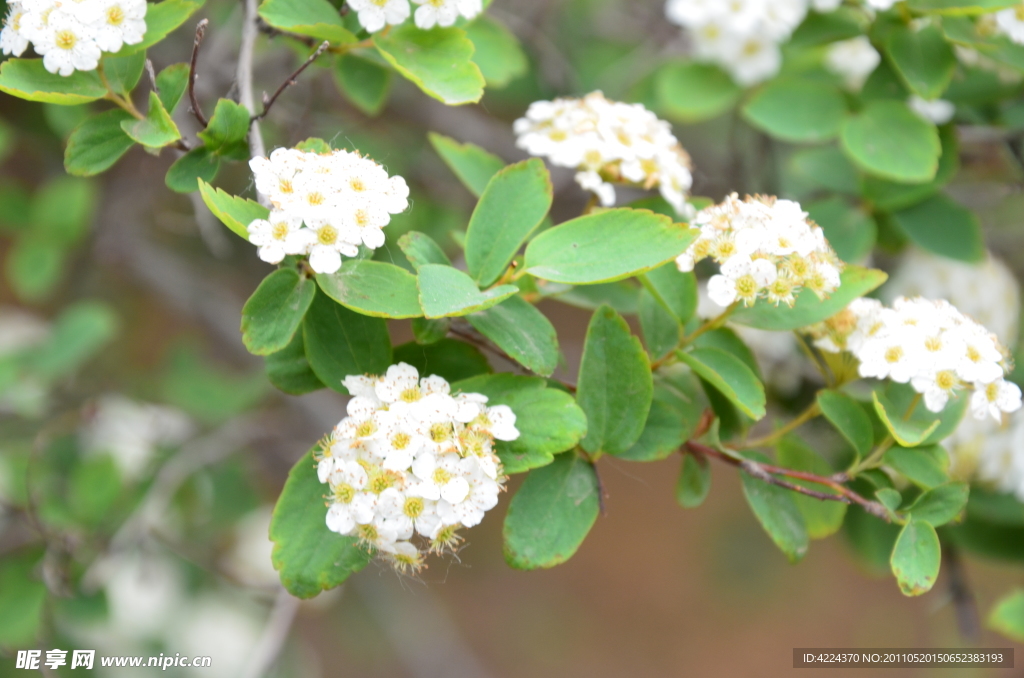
xmin=514 ymin=91 xmax=694 ymax=215
xmin=315 ymin=363 xmax=518 ymax=571
xmin=0 ymin=0 xmax=146 ymax=76
xmin=676 ymin=193 xmax=843 ymax=308
xmin=347 ymin=0 xmax=481 ymax=33
xmin=247 ymin=147 xmax=409 ymax=274
xmin=809 ymin=297 xmax=1022 ymax=419
xmin=825 ymin=36 xmax=880 ymax=91
xmin=664 ymin=0 xmax=847 ymax=85
xmin=944 ymin=414 xmax=1024 ymax=502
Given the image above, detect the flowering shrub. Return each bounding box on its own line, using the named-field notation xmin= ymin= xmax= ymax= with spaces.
xmin=5 ymin=0 xmax=1024 ymax=662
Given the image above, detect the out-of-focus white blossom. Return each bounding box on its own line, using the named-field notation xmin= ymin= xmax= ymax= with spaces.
xmin=80 ymin=394 xmax=194 ymax=480
xmin=348 ymin=0 xmax=411 ymax=33
xmin=514 ymin=91 xmax=694 ymax=215
xmin=908 ymin=95 xmax=956 ymax=124
xmin=995 ymin=4 xmax=1024 ymax=45
xmin=247 ymin=147 xmax=409 ymax=273
xmin=825 ymin=36 xmax=881 ymax=91
xmin=677 ymin=193 xmax=843 ymax=309
xmin=317 ymin=363 xmax=518 ymax=572
xmin=0 ymin=0 xmax=147 ymax=76
xmin=411 ymin=0 xmax=481 ymax=29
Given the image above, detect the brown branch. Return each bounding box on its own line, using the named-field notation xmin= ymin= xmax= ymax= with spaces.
xmin=943 ymin=544 xmax=981 ymax=642
xmin=188 ymin=19 xmax=210 ymax=128
xmin=685 ymin=441 xmax=891 ymax=521
xmin=252 ymin=40 xmax=331 ymax=123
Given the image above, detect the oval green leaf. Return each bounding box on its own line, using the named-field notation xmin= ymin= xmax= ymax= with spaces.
xmin=302 ymin=289 xmax=392 ymax=393
xmin=316 ymin=260 xmax=422 ymax=319
xmin=524 ymin=208 xmax=698 ymax=285
xmin=890 ymin=519 xmax=941 ymax=596
xmin=742 ymin=78 xmax=847 ymax=143
xmin=840 ymin=100 xmax=941 ymax=182
xmin=241 ymin=268 xmax=316 ymax=356
xmin=416 ymin=264 xmax=517 ymax=318
xmin=677 ymin=347 xmax=766 ymax=420
xmin=890 ymin=193 xmax=985 ymax=263
xmin=374 ymin=25 xmax=484 ymax=105
xmin=0 ymin=59 xmax=106 ymax=104
xmin=467 ymin=295 xmax=559 ymax=377
xmin=427 ymin=133 xmax=505 ymax=198
xmin=817 ymin=389 xmax=874 ymax=459
xmin=197 ymin=179 xmax=268 ymax=240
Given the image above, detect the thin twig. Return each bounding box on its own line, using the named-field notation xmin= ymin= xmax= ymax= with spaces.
xmin=239 ymin=587 xmax=301 ymax=678
xmin=238 ymin=0 xmax=267 ymax=180
xmin=188 ymin=19 xmax=210 ymax=128
xmin=943 ymin=544 xmax=981 ymax=643
xmin=252 ymin=41 xmax=330 ymax=123
xmin=686 ymin=440 xmax=891 ymax=521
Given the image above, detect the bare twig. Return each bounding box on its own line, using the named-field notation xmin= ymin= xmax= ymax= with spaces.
xmin=252 ymin=41 xmax=330 ymax=123
xmin=686 ymin=440 xmax=891 ymax=521
xmin=240 ymin=587 xmax=301 ymax=678
xmin=943 ymin=545 xmax=981 ymax=642
xmin=188 ymin=19 xmax=210 ymax=128
xmin=238 ymin=0 xmax=267 ymax=163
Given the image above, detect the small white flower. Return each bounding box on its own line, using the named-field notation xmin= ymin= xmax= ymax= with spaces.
xmin=37 ymin=14 xmax=102 ymax=76
xmin=347 ymin=0 xmax=410 ymax=33
xmin=995 ymin=5 xmax=1024 ymax=45
xmin=93 ymin=0 xmax=147 ymax=53
xmin=908 ymin=95 xmax=955 ymax=125
xmin=971 ymin=379 xmax=1023 ymax=422
xmin=825 ymin=36 xmax=880 ymax=91
xmin=412 ymin=0 xmax=460 ymax=28
xmin=708 ymin=255 xmax=777 ymax=307
xmin=411 ymin=452 xmax=471 ymax=503
xmin=246 ymin=213 xmax=312 ymax=264
xmin=306 ymin=219 xmax=360 ymax=275
xmin=1 ymin=3 xmax=30 ymax=56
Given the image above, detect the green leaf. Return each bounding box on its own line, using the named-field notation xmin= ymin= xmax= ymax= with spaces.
xmin=265 ymin=330 xmax=325 ymax=395
xmin=676 ymin=451 xmax=712 ymax=508
xmin=988 ymin=589 xmax=1024 ymax=642
xmin=452 ymin=372 xmax=546 ymax=403
xmin=374 ymin=25 xmax=485 ymax=105
xmin=316 ymin=260 xmax=422 ymax=319
xmin=890 ymin=519 xmax=941 ymax=596
xmin=102 ymin=51 xmax=146 ymax=95
xmin=655 ymin=61 xmax=741 ymax=122
xmin=427 ymin=132 xmax=505 ymax=197
xmin=552 ymin=281 xmax=642 ymax=315
xmin=241 ymin=268 xmax=316 ymax=355
xmin=465 ymin=15 xmax=528 ymax=88
xmin=845 ymin=500 xmax=903 ymax=574
xmin=466 ymin=159 xmax=553 ymax=287
xmin=0 ymin=58 xmax=105 ymax=104
xmin=883 ymin=445 xmax=949 ymax=489
xmin=397 ymin=230 xmax=451 ymax=270
xmin=967 ymin=487 xmax=1024 ymax=526
xmin=788 ymin=7 xmax=866 ymax=47
xmin=393 ymin=339 xmax=491 ymax=384
xmin=64 ymin=109 xmax=136 ymax=176
xmin=412 ymin=317 xmax=450 ymax=345
xmin=730 ymin=266 xmax=888 ymax=331
xmin=617 ymin=365 xmax=705 ymax=462
xmin=165 ymin=146 xmax=220 ymax=193
xmin=467 ymin=296 xmax=559 ymax=377
xmin=817 ymin=390 xmax=874 ymax=459
xmin=805 ymin=198 xmax=877 ymax=264
xmin=863 ymin=124 xmax=959 ymax=211
xmin=503 ymin=451 xmax=600 ymax=569
xmin=908 ymin=482 xmax=969 ymax=526
xmin=155 ymin=62 xmax=190 ymax=112
xmin=872 ymin=391 xmax=942 ymax=448
xmin=577 ymin=305 xmax=653 ymax=455
xmin=0 ymin=554 xmax=47 ymax=647
xmin=740 ymin=464 xmax=809 ymax=562
xmin=302 ymin=289 xmax=392 ymax=393
xmin=197 ymin=98 xmax=251 ymax=151
xmin=484 ymin=387 xmax=588 ymax=474
xmin=334 ymin=53 xmax=392 ymax=116
xmin=258 ymin=0 xmax=357 ymax=44
xmin=840 ymin=101 xmax=941 ymax=183
xmin=640 ymin=264 xmax=697 ymax=324
xmin=160 ymin=344 xmax=268 ymax=424
xmin=777 ymin=435 xmax=847 ymax=539
xmin=197 ymin=179 xmax=269 ymax=240
xmin=907 ymin=0 xmax=1017 ymax=13
xmin=876 ymin=488 xmax=903 ymax=516
xmin=295 ymin=137 xmax=333 ymax=154
xmin=890 ymin=193 xmax=985 ymax=263
xmin=639 ymin=289 xmax=682 ymax=360
xmin=742 ymin=78 xmax=847 ymax=143
xmin=886 ymin=24 xmax=957 ymax=99
xmin=120 ymin=92 xmax=181 ymax=148
xmin=789 ymin=145 xmax=860 ymax=196
xmin=6 ymin=239 xmax=66 ymax=302
xmin=117 ymin=0 xmax=204 ymax=55
xmin=416 ymin=264 xmax=518 ymax=318
xmin=677 ymin=347 xmax=765 ymax=420
xmin=271 ymin=447 xmax=372 ymax=598
xmin=69 ymin=456 xmax=122 ymax=527
xmin=524 ymin=208 xmax=698 ymax=285
xmin=28 ymin=301 xmax=118 ymax=382
xmin=32 ymin=176 xmax=96 ymax=245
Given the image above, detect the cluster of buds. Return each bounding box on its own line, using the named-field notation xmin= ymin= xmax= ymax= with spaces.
xmin=315 ymin=364 xmax=519 ymax=572
xmin=514 ymin=91 xmax=694 ymax=216
xmin=247 ymin=147 xmax=409 ymax=275
xmin=807 ymin=297 xmax=1022 ymax=419
xmin=676 ymin=193 xmax=843 ymax=308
